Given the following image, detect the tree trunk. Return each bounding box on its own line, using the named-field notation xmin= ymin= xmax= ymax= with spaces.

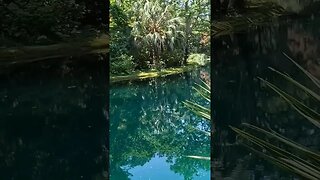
xmin=152 ymin=47 xmax=156 ymax=68
xmin=0 ymin=34 xmax=108 ymax=66
xmin=152 ymin=46 xmax=160 ymax=70
xmin=184 ymin=0 xmax=191 ymax=65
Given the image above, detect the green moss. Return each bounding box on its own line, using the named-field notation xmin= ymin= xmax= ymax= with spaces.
xmin=110 ymin=63 xmax=207 ymax=83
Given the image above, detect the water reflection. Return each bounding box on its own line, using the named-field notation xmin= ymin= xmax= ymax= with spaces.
xmin=110 ymin=69 xmax=210 ymax=180
xmin=287 ymin=21 xmax=320 ymax=78
xmin=213 ymin=16 xmax=320 ymax=179
xmin=276 ymin=0 xmax=315 ymax=13
xmin=0 ymin=56 xmax=107 ymax=180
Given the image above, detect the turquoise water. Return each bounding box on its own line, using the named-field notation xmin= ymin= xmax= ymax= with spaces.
xmin=110 ymin=68 xmax=211 ymax=180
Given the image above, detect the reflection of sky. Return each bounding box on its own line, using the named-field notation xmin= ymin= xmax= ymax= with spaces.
xmin=124 ymin=155 xmax=210 ymax=180
xmin=110 ymin=69 xmax=210 ymax=179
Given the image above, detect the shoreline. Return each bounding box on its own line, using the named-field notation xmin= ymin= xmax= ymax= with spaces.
xmin=110 ymin=63 xmax=209 ymax=84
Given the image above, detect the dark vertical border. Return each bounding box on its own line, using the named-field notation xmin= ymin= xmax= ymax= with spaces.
xmin=104 ymin=0 xmax=110 ymax=179
xmin=210 ymin=0 xmax=214 ymax=179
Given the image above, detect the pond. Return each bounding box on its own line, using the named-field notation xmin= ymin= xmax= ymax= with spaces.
xmin=0 ymin=56 xmax=107 ymax=180
xmin=213 ymin=16 xmax=320 ymax=179
xmin=109 ymin=67 xmax=211 ymax=180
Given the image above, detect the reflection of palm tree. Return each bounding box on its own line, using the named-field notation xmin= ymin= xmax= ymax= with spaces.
xmin=110 ymin=77 xmax=210 ymax=179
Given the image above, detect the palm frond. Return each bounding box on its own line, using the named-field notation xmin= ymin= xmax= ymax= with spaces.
xmin=232 ymin=54 xmax=320 ymax=179
xmin=183 ymin=80 xmax=211 ymax=121
xmin=283 ymin=53 xmax=320 ymax=88
xmin=259 ymin=77 xmax=320 ymax=128
xmin=186 ymin=155 xmax=210 ymax=160
xmin=183 ymin=79 xmax=211 ymax=162
xmin=230 ymin=125 xmax=320 ymax=180
xmin=268 ymin=67 xmax=320 ymax=101
xmin=183 ymin=100 xmax=210 ymax=121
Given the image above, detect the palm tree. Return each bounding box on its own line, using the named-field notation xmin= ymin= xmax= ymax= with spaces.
xmin=131 ymin=0 xmax=185 ymax=69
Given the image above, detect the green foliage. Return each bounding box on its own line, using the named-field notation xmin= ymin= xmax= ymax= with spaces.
xmin=0 ymin=0 xmax=107 ymax=46
xmin=160 ymin=50 xmax=185 ymax=67
xmin=232 ymin=54 xmax=320 ymax=180
xmin=110 ymin=0 xmax=210 ymax=74
xmin=110 ymin=2 xmax=133 ymax=75
xmin=0 ymin=0 xmax=86 ymax=44
xmin=186 ymin=53 xmax=209 ymax=66
xmin=110 ymin=2 xmax=130 ymax=29
xmin=131 ymin=0 xmax=186 ymax=68
xmin=110 ymin=54 xmax=135 ymax=75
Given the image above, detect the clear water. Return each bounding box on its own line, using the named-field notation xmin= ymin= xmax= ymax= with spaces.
xmin=2 ymin=15 xmax=319 ymax=180
xmin=213 ymin=16 xmax=320 ymax=179
xmin=0 ymin=56 xmax=107 ymax=180
xmin=109 ymin=67 xmax=211 ymax=180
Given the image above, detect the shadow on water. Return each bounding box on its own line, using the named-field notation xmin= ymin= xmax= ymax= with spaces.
xmin=213 ymin=16 xmax=320 ymax=179
xmin=110 ymin=67 xmax=211 ymax=180
xmin=0 ymin=55 xmax=107 ymax=180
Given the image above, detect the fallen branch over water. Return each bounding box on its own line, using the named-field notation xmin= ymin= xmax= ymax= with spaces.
xmin=0 ymin=34 xmax=108 ymax=66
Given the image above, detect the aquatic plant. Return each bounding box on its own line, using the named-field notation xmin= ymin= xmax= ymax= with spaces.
xmin=231 ymin=53 xmax=320 ymax=180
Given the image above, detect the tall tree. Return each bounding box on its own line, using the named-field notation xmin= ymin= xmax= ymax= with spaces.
xmin=184 ymin=0 xmax=191 ymax=64
xmin=131 ymin=0 xmax=185 ymax=69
